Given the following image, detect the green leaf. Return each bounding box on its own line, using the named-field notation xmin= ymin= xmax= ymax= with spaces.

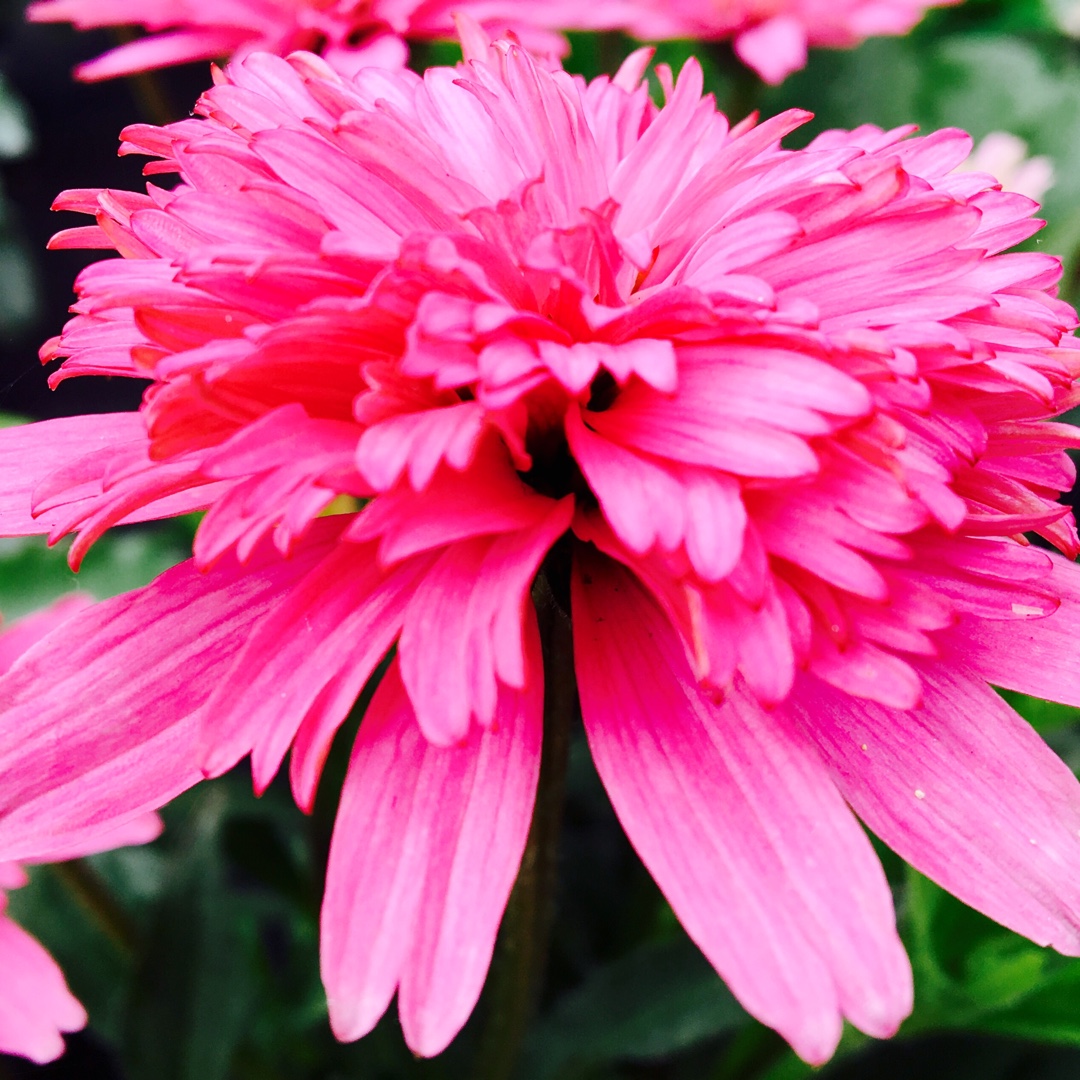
xmin=522 ymin=936 xmax=749 ymax=1079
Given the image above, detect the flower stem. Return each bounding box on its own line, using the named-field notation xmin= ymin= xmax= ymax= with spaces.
xmin=112 ymin=29 xmax=179 ymax=126
xmin=53 ymin=859 xmax=138 ymax=956
xmin=475 ymin=565 xmax=576 ymax=1080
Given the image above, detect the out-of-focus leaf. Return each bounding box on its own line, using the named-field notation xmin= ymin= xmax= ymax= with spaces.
xmin=5 ymin=860 xmax=136 ymax=1046
xmin=901 ymin=869 xmax=1080 ymax=1045
xmin=0 ymin=524 xmax=192 ymax=619
xmin=0 ymin=72 xmax=32 ymax=159
xmin=0 ymin=231 xmax=39 ymax=331
xmin=999 ymin=690 xmax=1080 ymax=734
xmin=122 ymin=787 xmax=259 ymax=1080
xmin=816 ymin=1032 xmax=1080 ymax=1080
xmin=522 ymin=936 xmax=749 ymax=1079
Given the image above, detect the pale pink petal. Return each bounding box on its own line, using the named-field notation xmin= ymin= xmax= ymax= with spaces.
xmin=734 ymin=16 xmax=809 ymax=86
xmin=0 ymin=415 xmax=145 ymax=535
xmin=25 ymin=812 xmax=164 ymax=864
xmin=786 ymin=666 xmax=1080 ymax=955
xmin=573 ymin=555 xmax=911 ymax=1063
xmin=75 ymin=28 xmax=250 ymax=81
xmin=0 ymin=914 xmax=86 ymax=1063
xmin=322 ymin=645 xmax=541 ymax=1056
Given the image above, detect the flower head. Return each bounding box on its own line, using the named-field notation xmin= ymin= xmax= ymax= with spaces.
xmin=4 ymin=33 xmax=1080 ymax=1063
xmin=0 ymin=596 xmax=160 ymax=1064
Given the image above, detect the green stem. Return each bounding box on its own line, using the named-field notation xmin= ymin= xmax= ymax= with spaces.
xmin=53 ymin=859 xmax=138 ymax=956
xmin=475 ymin=566 xmax=576 ymax=1080
xmin=711 ymin=41 xmax=765 ymax=127
xmin=112 ymin=28 xmax=180 ymax=126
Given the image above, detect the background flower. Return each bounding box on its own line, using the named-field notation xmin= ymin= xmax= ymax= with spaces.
xmin=24 ymin=0 xmax=958 ymax=84
xmin=24 ymin=0 xmax=632 ymax=80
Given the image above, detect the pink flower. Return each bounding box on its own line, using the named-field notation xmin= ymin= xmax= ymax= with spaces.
xmin=600 ymin=0 xmax=961 ymax=83
xmin=0 ymin=596 xmax=161 ymax=1064
xmin=4 ymin=33 xmax=1080 ymax=1063
xmin=26 ymin=0 xmax=635 ymax=81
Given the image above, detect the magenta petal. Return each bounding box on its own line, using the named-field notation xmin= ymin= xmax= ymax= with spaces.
xmin=573 ymin=556 xmax=911 ymax=1063
xmin=74 ymin=27 xmax=248 ymax=81
xmin=0 ymin=525 xmax=339 ymax=862
xmin=322 ymin=641 xmax=542 ymax=1057
xmin=397 ymin=498 xmax=572 ymax=745
xmin=0 ymin=912 xmax=86 ymax=1063
xmin=786 ymin=665 xmax=1080 ymax=954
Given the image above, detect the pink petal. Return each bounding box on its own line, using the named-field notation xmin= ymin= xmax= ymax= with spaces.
xmin=734 ymin=16 xmax=809 ymax=86
xmin=785 ymin=665 xmax=1080 ymax=955
xmin=0 ymin=594 xmax=95 ymax=675
xmin=356 ymin=403 xmax=487 ymax=492
xmin=573 ymin=554 xmax=911 ymax=1063
xmin=0 ymin=523 xmax=339 ymax=862
xmin=322 ymin=647 xmax=542 ymax=1057
xmin=397 ymin=497 xmax=572 ymax=745
xmin=74 ymin=28 xmax=249 ymax=82
xmin=0 ymin=415 xmax=145 ymax=536
xmin=199 ymin=539 xmax=430 ymax=796
xmin=0 ymin=914 xmax=86 ymax=1063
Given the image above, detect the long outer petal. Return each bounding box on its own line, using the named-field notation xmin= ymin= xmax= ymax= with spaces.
xmin=322 ymin=633 xmax=542 ymax=1058
xmin=941 ymin=551 xmax=1080 ymax=706
xmin=0 ymin=523 xmax=340 ymax=862
xmin=785 ymin=665 xmax=1080 ymax=955
xmin=572 ymin=554 xmax=911 ymax=1064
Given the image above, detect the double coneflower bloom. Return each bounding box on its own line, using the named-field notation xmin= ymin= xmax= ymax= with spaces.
xmin=2 ymin=26 xmax=1080 ymax=1064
